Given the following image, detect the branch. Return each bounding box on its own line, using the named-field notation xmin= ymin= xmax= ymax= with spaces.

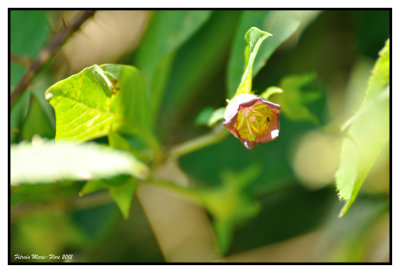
xmin=10 ymin=10 xmax=96 ymax=107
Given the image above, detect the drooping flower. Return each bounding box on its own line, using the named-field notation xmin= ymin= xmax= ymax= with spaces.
xmin=223 ymin=93 xmax=280 ymax=150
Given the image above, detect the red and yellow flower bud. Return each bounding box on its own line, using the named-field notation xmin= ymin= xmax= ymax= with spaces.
xmin=223 ymin=94 xmax=280 ymax=150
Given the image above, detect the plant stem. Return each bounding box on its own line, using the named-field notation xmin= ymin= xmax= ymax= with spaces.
xmin=168 ymin=125 xmax=229 ymax=159
xmin=10 ymin=10 xmax=96 ymax=108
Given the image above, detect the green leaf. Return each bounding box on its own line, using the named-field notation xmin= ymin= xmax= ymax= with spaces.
xmin=214 ymin=219 xmax=233 ymax=255
xmin=365 ymin=40 xmax=390 ymax=100
xmin=46 ymin=64 xmax=152 ymax=144
xmin=194 ymin=107 xmax=214 ymax=126
xmin=195 ymin=107 xmax=226 ymax=127
xmin=207 ymin=107 xmax=226 ymax=127
xmin=227 ymin=11 xmax=307 ymax=97
xmin=197 ymin=165 xmax=262 ymax=254
xmin=162 ymin=11 xmax=239 ymax=124
xmin=271 ymin=73 xmax=320 ymax=124
xmin=260 ymin=86 xmax=283 ymax=100
xmin=79 ymin=176 xmax=137 ymax=219
xmin=21 ymin=95 xmax=55 ymax=141
xmin=108 ymin=177 xmax=137 ymax=219
xmin=133 ymin=11 xmax=212 ymax=128
xmin=10 ymin=10 xmax=51 ymax=142
xmin=11 ymin=139 xmax=149 ymax=186
xmin=10 ymin=10 xmax=50 ymax=58
xmin=108 ymin=131 xmax=132 ymax=151
xmin=10 ymin=91 xmax=30 ymax=143
xmin=234 ymin=27 xmax=272 ymax=96
xmin=79 ymin=179 xmax=108 ymax=196
xmin=335 ymin=40 xmax=390 ymax=217
xmin=226 ymin=11 xmax=298 ymax=98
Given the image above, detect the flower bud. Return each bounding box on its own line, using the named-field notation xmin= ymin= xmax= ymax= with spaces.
xmin=223 ymin=94 xmax=280 ymax=150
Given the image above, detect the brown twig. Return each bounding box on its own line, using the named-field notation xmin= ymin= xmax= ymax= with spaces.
xmin=10 ymin=10 xmax=96 ymax=107
xmin=10 ymin=54 xmax=32 ymax=67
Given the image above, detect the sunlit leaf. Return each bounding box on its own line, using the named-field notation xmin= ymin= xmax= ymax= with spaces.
xmin=336 ymin=40 xmax=390 ymax=217
xmin=11 ymin=139 xmax=149 ymax=185
xmin=260 ymin=86 xmax=283 ymax=101
xmin=234 ymin=27 xmax=272 ymax=96
xmin=227 ymin=11 xmax=317 ymax=97
xmin=108 ymin=131 xmax=132 ymax=151
xmin=46 ymin=64 xmax=152 ymax=145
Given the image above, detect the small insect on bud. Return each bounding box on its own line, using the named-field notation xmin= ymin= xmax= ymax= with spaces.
xmin=223 ymin=93 xmax=280 ymax=150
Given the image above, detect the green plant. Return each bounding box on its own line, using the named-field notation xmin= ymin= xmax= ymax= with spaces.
xmin=10 ymin=10 xmax=390 ymax=263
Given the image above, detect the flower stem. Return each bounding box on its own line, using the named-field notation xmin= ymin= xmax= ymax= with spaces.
xmin=168 ymin=125 xmax=228 ymax=159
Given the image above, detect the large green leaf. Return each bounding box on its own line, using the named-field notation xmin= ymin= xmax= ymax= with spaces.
xmin=132 ymin=11 xmax=212 ymax=128
xmin=46 ymin=64 xmax=153 ymax=145
xmin=335 ymin=40 xmax=390 ymax=217
xmin=227 ymin=10 xmax=319 ymax=97
xmin=162 ymin=11 xmax=239 ymax=127
xmin=11 ymin=139 xmax=149 ymax=186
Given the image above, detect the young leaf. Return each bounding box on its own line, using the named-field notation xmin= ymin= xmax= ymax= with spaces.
xmin=194 ymin=107 xmax=226 ymax=127
xmin=207 ymin=107 xmax=226 ymax=127
xmin=260 ymin=86 xmax=283 ymax=101
xmin=46 ymin=64 xmax=153 ymax=146
xmin=194 ymin=106 xmax=215 ymax=126
xmin=227 ymin=11 xmax=316 ymax=97
xmin=79 ymin=179 xmax=108 ymax=196
xmin=213 ymin=219 xmax=233 ymax=255
xmin=269 ymin=73 xmax=320 ymax=124
xmin=108 ymin=131 xmax=132 ymax=151
xmin=79 ymin=176 xmax=137 ymax=219
xmin=11 ymin=139 xmax=149 ymax=186
xmin=335 ymin=40 xmax=390 ymax=217
xmin=108 ymin=177 xmax=137 ymax=219
xmin=234 ymin=27 xmax=272 ymax=97
xmin=197 ymin=165 xmax=262 ymax=255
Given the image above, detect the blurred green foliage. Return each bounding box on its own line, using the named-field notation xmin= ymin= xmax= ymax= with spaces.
xmin=10 ymin=9 xmax=390 ymax=263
